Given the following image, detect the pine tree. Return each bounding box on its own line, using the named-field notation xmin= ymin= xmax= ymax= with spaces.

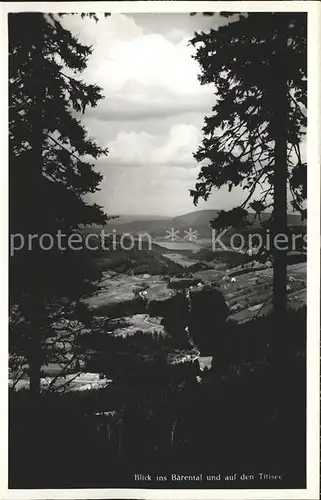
xmin=9 ymin=13 xmax=109 ymax=394
xmin=189 ymin=12 xmax=307 ymax=314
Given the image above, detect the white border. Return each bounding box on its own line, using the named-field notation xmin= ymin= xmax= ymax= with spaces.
xmin=0 ymin=2 xmax=320 ymax=499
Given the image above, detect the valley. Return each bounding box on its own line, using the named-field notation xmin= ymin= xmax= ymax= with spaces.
xmin=10 ymin=210 xmax=307 ymax=392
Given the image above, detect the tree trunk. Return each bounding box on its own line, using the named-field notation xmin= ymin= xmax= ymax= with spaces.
xmin=28 ymin=29 xmax=45 ymax=396
xmin=28 ymin=131 xmax=43 ymax=396
xmin=272 ymin=40 xmax=289 ymax=316
xmin=29 ymin=344 xmax=41 ymax=395
xmin=23 ymin=298 xmax=43 ymax=397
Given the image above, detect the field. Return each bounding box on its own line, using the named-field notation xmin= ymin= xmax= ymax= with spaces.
xmin=10 ymin=243 xmax=306 ymax=393
xmin=84 ymin=249 xmax=306 ymax=331
xmin=162 ymin=253 xmax=199 ymax=268
xmin=83 ymin=272 xmax=173 ymax=311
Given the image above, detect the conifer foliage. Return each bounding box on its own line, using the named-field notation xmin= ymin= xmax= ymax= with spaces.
xmin=9 ymin=13 xmax=109 ymax=394
xmin=9 ymin=13 xmax=108 ymax=234
xmin=189 ymin=12 xmax=307 ymax=313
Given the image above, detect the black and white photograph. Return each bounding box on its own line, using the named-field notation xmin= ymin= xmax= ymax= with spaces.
xmin=3 ymin=1 xmax=320 ymax=498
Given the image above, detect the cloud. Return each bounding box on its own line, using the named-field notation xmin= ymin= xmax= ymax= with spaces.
xmin=102 ymin=33 xmax=202 ymax=95
xmin=150 ymin=124 xmax=201 ymax=165
xmin=128 ymin=13 xmax=227 ymax=42
xmin=60 ymin=13 xmax=237 ymax=216
xmin=61 ymin=13 xmax=215 ymax=120
xmin=106 ymin=130 xmax=157 ymax=166
xmin=85 ymin=92 xmax=214 ymax=122
xmin=104 ymin=124 xmax=201 ymax=168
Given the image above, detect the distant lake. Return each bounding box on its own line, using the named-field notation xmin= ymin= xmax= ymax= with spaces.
xmin=154 ymin=240 xmax=201 ymax=252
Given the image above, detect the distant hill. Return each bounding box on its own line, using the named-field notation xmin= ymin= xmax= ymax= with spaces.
xmin=109 ymin=214 xmax=170 ymax=225
xmin=171 ymin=209 xmax=220 ymax=227
xmin=102 ymin=209 xmax=305 ymax=239
xmin=102 ymin=209 xmax=219 ymax=238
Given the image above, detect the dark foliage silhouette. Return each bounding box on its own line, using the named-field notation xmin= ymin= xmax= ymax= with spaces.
xmin=9 ymin=12 xmax=108 ymax=394
xmin=10 ymin=308 xmax=306 ymax=488
xmin=189 ymin=12 xmax=307 ymax=314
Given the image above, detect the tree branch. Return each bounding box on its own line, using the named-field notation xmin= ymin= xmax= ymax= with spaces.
xmin=46 ymin=133 xmax=85 ymax=164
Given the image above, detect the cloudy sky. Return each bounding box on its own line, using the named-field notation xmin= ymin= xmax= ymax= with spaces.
xmin=61 ymin=13 xmax=246 ymax=217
